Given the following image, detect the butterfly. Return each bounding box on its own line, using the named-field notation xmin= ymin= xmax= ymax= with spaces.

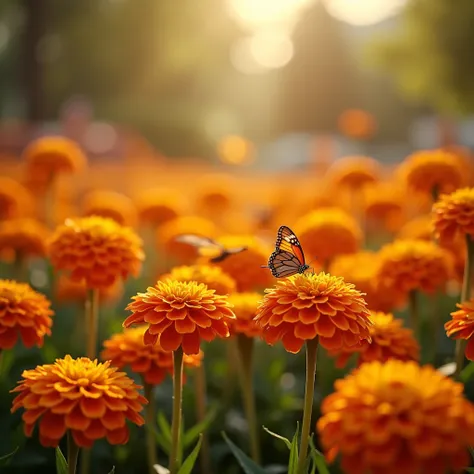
xmin=262 ymin=225 xmax=310 ymax=277
xmin=174 ymin=234 xmax=247 ymax=263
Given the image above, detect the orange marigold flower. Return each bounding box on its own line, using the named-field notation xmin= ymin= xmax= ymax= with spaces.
xmin=123 ymin=280 xmax=236 ymax=354
xmin=0 ymin=280 xmax=53 ymax=349
xmin=432 ymin=187 xmax=474 ymax=243
xmin=160 ymin=264 xmax=236 ymax=295
xmin=317 ymin=360 xmax=474 ymax=474
xmin=23 ymin=136 xmax=87 ymax=181
xmin=363 ymin=183 xmax=404 ymax=232
xmin=377 ymin=239 xmax=452 ymax=294
xmin=81 ymin=190 xmax=137 ymax=227
xmin=330 ymin=252 xmax=406 ymax=313
xmin=326 ymin=156 xmax=380 ymax=189
xmin=195 ymin=174 xmax=234 ymax=215
xmin=208 ymin=235 xmax=274 ymax=292
xmin=48 ymin=216 xmax=144 ymax=289
xmin=0 ymin=177 xmax=34 ymax=220
xmin=399 ymin=148 xmax=465 ymax=195
xmin=338 ymin=109 xmax=376 ymax=140
xmin=445 ymin=300 xmax=474 ymax=360
xmin=329 ymin=311 xmax=419 ymax=368
xmin=10 ymin=355 xmax=146 ymax=448
xmin=0 ymin=218 xmax=49 ymax=261
xmin=254 ymin=272 xmax=372 ymax=354
xmin=294 ymin=208 xmax=362 ymax=263
xmin=101 ymin=326 xmax=203 ymax=385
xmin=397 ymin=215 xmax=433 ymax=241
xmin=227 ymin=292 xmax=262 ymax=338
xmin=136 ymin=188 xmax=186 ymax=226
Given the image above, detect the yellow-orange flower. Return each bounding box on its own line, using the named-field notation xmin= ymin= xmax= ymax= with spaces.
xmin=23 ymin=136 xmax=87 ymax=182
xmin=330 ymin=252 xmax=406 ymax=313
xmin=326 ymin=156 xmax=380 ymax=189
xmin=338 ymin=109 xmax=376 ymax=140
xmin=48 ymin=216 xmax=144 ymax=289
xmin=0 ymin=177 xmax=34 ymax=220
xmin=294 ymin=208 xmax=362 ymax=263
xmin=377 ymin=239 xmax=452 ymax=294
xmin=317 ymin=360 xmax=474 ymax=474
xmin=101 ymin=326 xmax=203 ymax=385
xmin=10 ymin=355 xmax=146 ymax=448
xmin=194 ymin=174 xmax=234 ymax=215
xmin=397 ymin=215 xmax=433 ymax=241
xmin=136 ymin=188 xmax=186 ymax=226
xmin=432 ymin=187 xmax=474 ymax=243
xmin=208 ymin=235 xmax=274 ymax=292
xmin=255 ymin=272 xmax=372 ymax=354
xmin=227 ymin=292 xmax=262 ymax=338
xmin=81 ymin=190 xmax=137 ymax=227
xmin=0 ymin=218 xmax=49 ymax=261
xmin=363 ymin=183 xmax=404 ymax=232
xmin=0 ymin=280 xmax=53 ymax=349
xmin=329 ymin=311 xmax=419 ymax=368
xmin=399 ymin=148 xmax=465 ymax=195
xmin=445 ymin=300 xmax=474 ymax=361
xmin=160 ymin=264 xmax=236 ymax=295
xmin=123 ymin=280 xmax=236 ymax=354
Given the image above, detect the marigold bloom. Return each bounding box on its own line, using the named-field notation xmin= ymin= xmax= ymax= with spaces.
xmin=0 ymin=218 xmax=49 ymax=261
xmin=160 ymin=264 xmax=236 ymax=295
xmin=209 ymin=235 xmax=274 ymax=292
xmin=255 ymin=272 xmax=372 ymax=354
xmin=227 ymin=292 xmax=262 ymax=338
xmin=81 ymin=190 xmax=137 ymax=227
xmin=377 ymin=239 xmax=452 ymax=294
xmin=294 ymin=208 xmax=362 ymax=263
xmin=0 ymin=177 xmax=34 ymax=220
xmin=23 ymin=136 xmax=87 ymax=182
xmin=123 ymin=280 xmax=236 ymax=355
xmin=48 ymin=216 xmax=144 ymax=289
xmin=136 ymin=188 xmax=186 ymax=226
xmin=195 ymin=175 xmax=234 ymax=215
xmin=55 ymin=275 xmax=123 ymax=305
xmin=0 ymin=280 xmax=53 ymax=349
xmin=399 ymin=148 xmax=465 ymax=195
xmin=363 ymin=183 xmax=404 ymax=232
xmin=317 ymin=360 xmax=474 ymax=474
xmin=397 ymin=215 xmax=433 ymax=241
xmin=432 ymin=187 xmax=474 ymax=243
xmin=11 ymin=355 xmax=146 ymax=448
xmin=326 ymin=156 xmax=380 ymax=189
xmin=338 ymin=109 xmax=376 ymax=140
xmin=101 ymin=326 xmax=203 ymax=385
xmin=330 ymin=252 xmax=406 ymax=313
xmin=445 ymin=300 xmax=474 ymax=360
xmin=329 ymin=311 xmax=419 ymax=368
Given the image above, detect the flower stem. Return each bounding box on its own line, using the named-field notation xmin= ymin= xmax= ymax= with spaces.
xmin=235 ymin=334 xmax=260 ymax=464
xmin=143 ymin=382 xmax=158 ymax=474
xmin=169 ymin=348 xmax=184 ymax=474
xmin=67 ymin=431 xmax=80 ymax=474
xmin=408 ymin=290 xmax=419 ymax=338
xmin=297 ymin=337 xmax=319 ymax=474
xmin=194 ymin=362 xmax=212 ymax=474
xmin=455 ymin=234 xmax=474 ymax=378
xmin=86 ymin=289 xmax=99 ymax=359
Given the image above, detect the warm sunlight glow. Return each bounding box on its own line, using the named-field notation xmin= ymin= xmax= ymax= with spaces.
xmin=325 ymin=0 xmax=406 ymax=25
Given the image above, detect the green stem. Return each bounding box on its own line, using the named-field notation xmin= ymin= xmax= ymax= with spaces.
xmin=223 ymin=339 xmax=238 ymax=407
xmin=86 ymin=289 xmax=99 ymax=359
xmin=296 ymin=338 xmax=319 ymax=474
xmin=169 ymin=348 xmax=184 ymax=474
xmin=194 ymin=362 xmax=212 ymax=474
xmin=144 ymin=382 xmax=158 ymax=474
xmin=67 ymin=431 xmax=80 ymax=474
xmin=236 ymin=334 xmax=260 ymax=464
xmin=409 ymin=290 xmax=419 ymax=338
xmin=455 ymin=234 xmax=474 ymax=378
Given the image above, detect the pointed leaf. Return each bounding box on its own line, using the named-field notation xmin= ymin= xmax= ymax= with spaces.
xmin=309 ymin=438 xmax=330 ymax=474
xmin=465 ymin=469 xmax=474 ymax=474
xmin=183 ymin=407 xmax=217 ymax=449
xmin=222 ymin=432 xmax=267 ymax=474
xmin=177 ymin=434 xmax=203 ymax=474
xmin=0 ymin=447 xmax=19 ymax=466
xmin=55 ymin=447 xmax=68 ymax=474
xmin=288 ymin=424 xmax=299 ymax=474
xmin=157 ymin=412 xmax=172 ymax=444
xmin=263 ymin=426 xmax=292 ymax=450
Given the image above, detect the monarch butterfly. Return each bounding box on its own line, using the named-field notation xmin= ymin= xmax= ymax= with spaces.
xmin=262 ymin=225 xmax=310 ymax=277
xmin=174 ymin=234 xmax=247 ymax=263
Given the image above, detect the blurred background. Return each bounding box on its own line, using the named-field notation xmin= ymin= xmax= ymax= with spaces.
xmin=1 ymin=0 xmax=474 ymax=169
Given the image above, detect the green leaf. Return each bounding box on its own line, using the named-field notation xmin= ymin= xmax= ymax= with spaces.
xmin=309 ymin=438 xmax=330 ymax=474
xmin=263 ymin=426 xmax=292 ymax=450
xmin=460 ymin=362 xmax=474 ymax=382
xmin=55 ymin=447 xmax=68 ymax=474
xmin=177 ymin=434 xmax=202 ymax=474
xmin=288 ymin=424 xmax=299 ymax=474
xmin=183 ymin=407 xmax=217 ymax=449
xmin=222 ymin=432 xmax=267 ymax=474
xmin=0 ymin=447 xmax=19 ymax=466
xmin=148 ymin=424 xmax=171 ymax=455
xmin=157 ymin=412 xmax=172 ymax=444
xmin=465 ymin=469 xmax=474 ymax=474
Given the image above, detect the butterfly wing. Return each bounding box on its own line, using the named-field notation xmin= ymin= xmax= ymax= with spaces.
xmin=275 ymin=225 xmax=306 ymax=266
xmin=174 ymin=234 xmax=223 ymax=249
xmin=267 ymin=250 xmax=303 ymax=277
xmin=209 ymin=246 xmax=247 ymax=263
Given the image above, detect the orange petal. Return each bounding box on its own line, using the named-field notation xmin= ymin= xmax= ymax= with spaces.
xmin=466 ymin=337 xmax=474 ymax=361
xmin=65 ymin=406 xmax=91 ymax=431
xmin=175 ymin=318 xmax=196 ymax=334
xmin=39 ymin=412 xmax=66 ymax=441
xmin=159 ymin=325 xmax=182 ymax=351
xmin=282 ymin=331 xmax=304 ymax=354
xmin=106 ymin=426 xmax=130 ymax=445
xmin=101 ymin=409 xmax=126 ymax=431
xmin=84 ymin=419 xmax=107 ymax=440
xmin=181 ymin=332 xmax=201 ymax=355
xmin=72 ymin=429 xmax=94 ymax=448
xmin=80 ymin=397 xmax=106 ymax=419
